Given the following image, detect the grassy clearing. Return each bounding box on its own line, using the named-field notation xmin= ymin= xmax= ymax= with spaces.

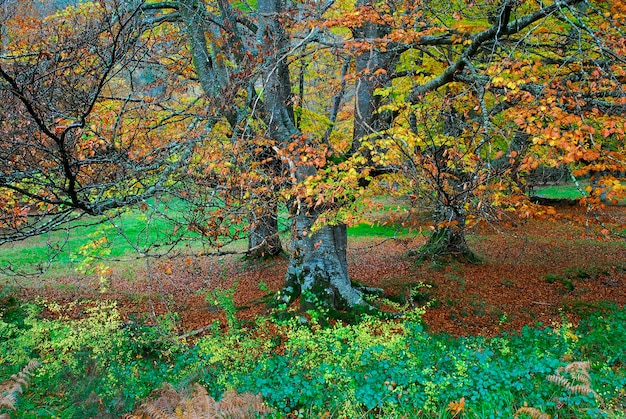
xmin=0 ymin=204 xmax=413 ymax=280
xmin=348 ymin=222 xmax=412 ymax=238
xmin=1 ymin=182 xmax=617 ymax=279
xmin=534 ymin=180 xmax=626 ymax=204
xmin=533 ymin=183 xmax=587 ymax=200
xmin=0 ymin=209 xmax=187 ymax=279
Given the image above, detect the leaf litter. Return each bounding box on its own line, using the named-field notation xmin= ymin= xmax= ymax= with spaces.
xmin=20 ymin=205 xmax=626 ymax=337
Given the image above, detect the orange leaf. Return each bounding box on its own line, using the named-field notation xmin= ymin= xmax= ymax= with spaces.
xmin=447 ymin=397 xmax=465 ymax=416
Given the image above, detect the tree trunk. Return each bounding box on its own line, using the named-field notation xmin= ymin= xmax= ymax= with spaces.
xmin=414 ymin=110 xmax=479 ymax=264
xmin=590 ymin=170 xmax=609 ymax=203
xmin=416 ymin=204 xmax=478 ymax=263
xmin=280 ymin=207 xmax=366 ymax=311
xmin=256 ymin=0 xmax=366 ymax=310
xmin=180 ymin=0 xmax=283 ymax=257
xmin=247 ymin=204 xmax=282 ymax=258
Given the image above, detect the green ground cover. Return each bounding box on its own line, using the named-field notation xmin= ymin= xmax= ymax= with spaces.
xmin=1 ymin=186 xmax=624 ymax=418
xmin=1 ymin=298 xmax=624 ymax=418
xmin=533 ymin=183 xmax=587 ymax=200
xmin=0 ymin=209 xmax=183 ymax=278
xmin=534 ymin=180 xmax=626 ymax=203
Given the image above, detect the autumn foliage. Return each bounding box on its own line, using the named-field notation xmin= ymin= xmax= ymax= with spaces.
xmin=1 ymin=0 xmax=625 ymax=301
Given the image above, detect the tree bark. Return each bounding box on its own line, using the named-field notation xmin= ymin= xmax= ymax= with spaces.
xmin=247 ymin=203 xmax=282 ymax=258
xmin=415 ymin=111 xmax=478 ymax=264
xmin=351 ymin=0 xmax=397 ymax=152
xmin=180 ymin=0 xmax=282 ymax=256
xmin=256 ymin=0 xmax=369 ymax=311
xmin=280 ymin=208 xmax=366 ymax=310
xmin=416 ymin=203 xmax=478 ymax=264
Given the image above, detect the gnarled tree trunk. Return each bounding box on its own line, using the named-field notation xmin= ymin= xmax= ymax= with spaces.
xmin=280 ymin=208 xmax=366 ymax=311
xmin=181 ymin=0 xmax=282 ymax=259
xmin=417 ymin=203 xmax=478 ymax=263
xmin=256 ymin=0 xmax=369 ymax=311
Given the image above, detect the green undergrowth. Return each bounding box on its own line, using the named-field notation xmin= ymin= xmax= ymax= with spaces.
xmin=1 ymin=295 xmax=625 ymax=418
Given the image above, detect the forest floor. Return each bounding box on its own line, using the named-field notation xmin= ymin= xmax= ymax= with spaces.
xmin=19 ymin=203 xmax=626 ymax=337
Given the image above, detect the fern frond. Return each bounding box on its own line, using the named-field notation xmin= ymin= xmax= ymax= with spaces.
xmin=546 ymin=374 xmax=570 ymax=388
xmin=514 ymin=406 xmax=551 ymax=419
xmin=569 ymin=370 xmax=591 ymax=385
xmin=188 ymin=384 xmax=217 ymax=419
xmin=563 ymin=362 xmax=591 ymax=385
xmin=155 ymin=383 xmax=183 ymax=406
xmin=0 ymin=394 xmax=17 ymax=411
xmin=563 ymin=361 xmax=590 ymax=374
xmin=548 ymin=361 xmax=598 ymax=398
xmin=132 ymin=382 xmax=270 ymax=419
xmin=0 ymin=359 xmax=40 ymax=414
xmin=172 ymin=374 xmax=199 ymax=393
xmin=544 ymin=360 xmax=605 ymax=410
xmin=139 ymin=401 xmax=176 ymax=419
xmin=567 ymin=384 xmax=594 ymax=397
xmin=218 ymin=389 xmax=270 ymax=419
xmin=175 ymin=400 xmax=191 ymax=418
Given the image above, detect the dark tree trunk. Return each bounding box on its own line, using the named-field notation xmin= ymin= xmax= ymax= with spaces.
xmin=351 ymin=0 xmax=397 ymax=152
xmin=248 ymin=204 xmax=282 ymax=258
xmin=415 ymin=110 xmax=479 ymax=264
xmin=181 ymin=0 xmax=282 ymax=258
xmin=590 ymin=171 xmax=609 ymax=203
xmin=256 ymin=0 xmax=369 ymax=311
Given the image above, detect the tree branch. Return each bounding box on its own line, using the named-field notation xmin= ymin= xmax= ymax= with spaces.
xmin=407 ymin=0 xmax=584 ymax=102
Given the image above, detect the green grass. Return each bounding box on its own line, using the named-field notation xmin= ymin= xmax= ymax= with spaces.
xmin=0 ymin=206 xmax=193 ymax=279
xmin=0 ymin=203 xmax=411 ymax=280
xmin=533 ymin=183 xmax=587 ymax=200
xmin=348 ymin=222 xmax=411 ymax=238
xmin=534 ymin=180 xmax=626 ymax=204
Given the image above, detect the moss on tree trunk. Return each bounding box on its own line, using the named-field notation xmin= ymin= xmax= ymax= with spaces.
xmin=415 ymin=225 xmax=479 ymax=264
xmin=414 ymin=204 xmax=479 ymax=264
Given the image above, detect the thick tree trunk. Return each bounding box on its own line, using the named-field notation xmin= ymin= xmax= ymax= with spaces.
xmin=255 ymin=0 xmax=374 ymax=312
xmin=280 ymin=208 xmax=366 ymax=311
xmin=414 ymin=109 xmax=479 ymax=264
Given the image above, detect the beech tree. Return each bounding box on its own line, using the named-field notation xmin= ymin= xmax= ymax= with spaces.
xmin=144 ymin=0 xmax=625 ymax=310
xmin=357 ymin=0 xmax=626 ymax=261
xmin=0 ymin=0 xmax=223 ymax=268
xmin=2 ymin=0 xmax=625 ymax=311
